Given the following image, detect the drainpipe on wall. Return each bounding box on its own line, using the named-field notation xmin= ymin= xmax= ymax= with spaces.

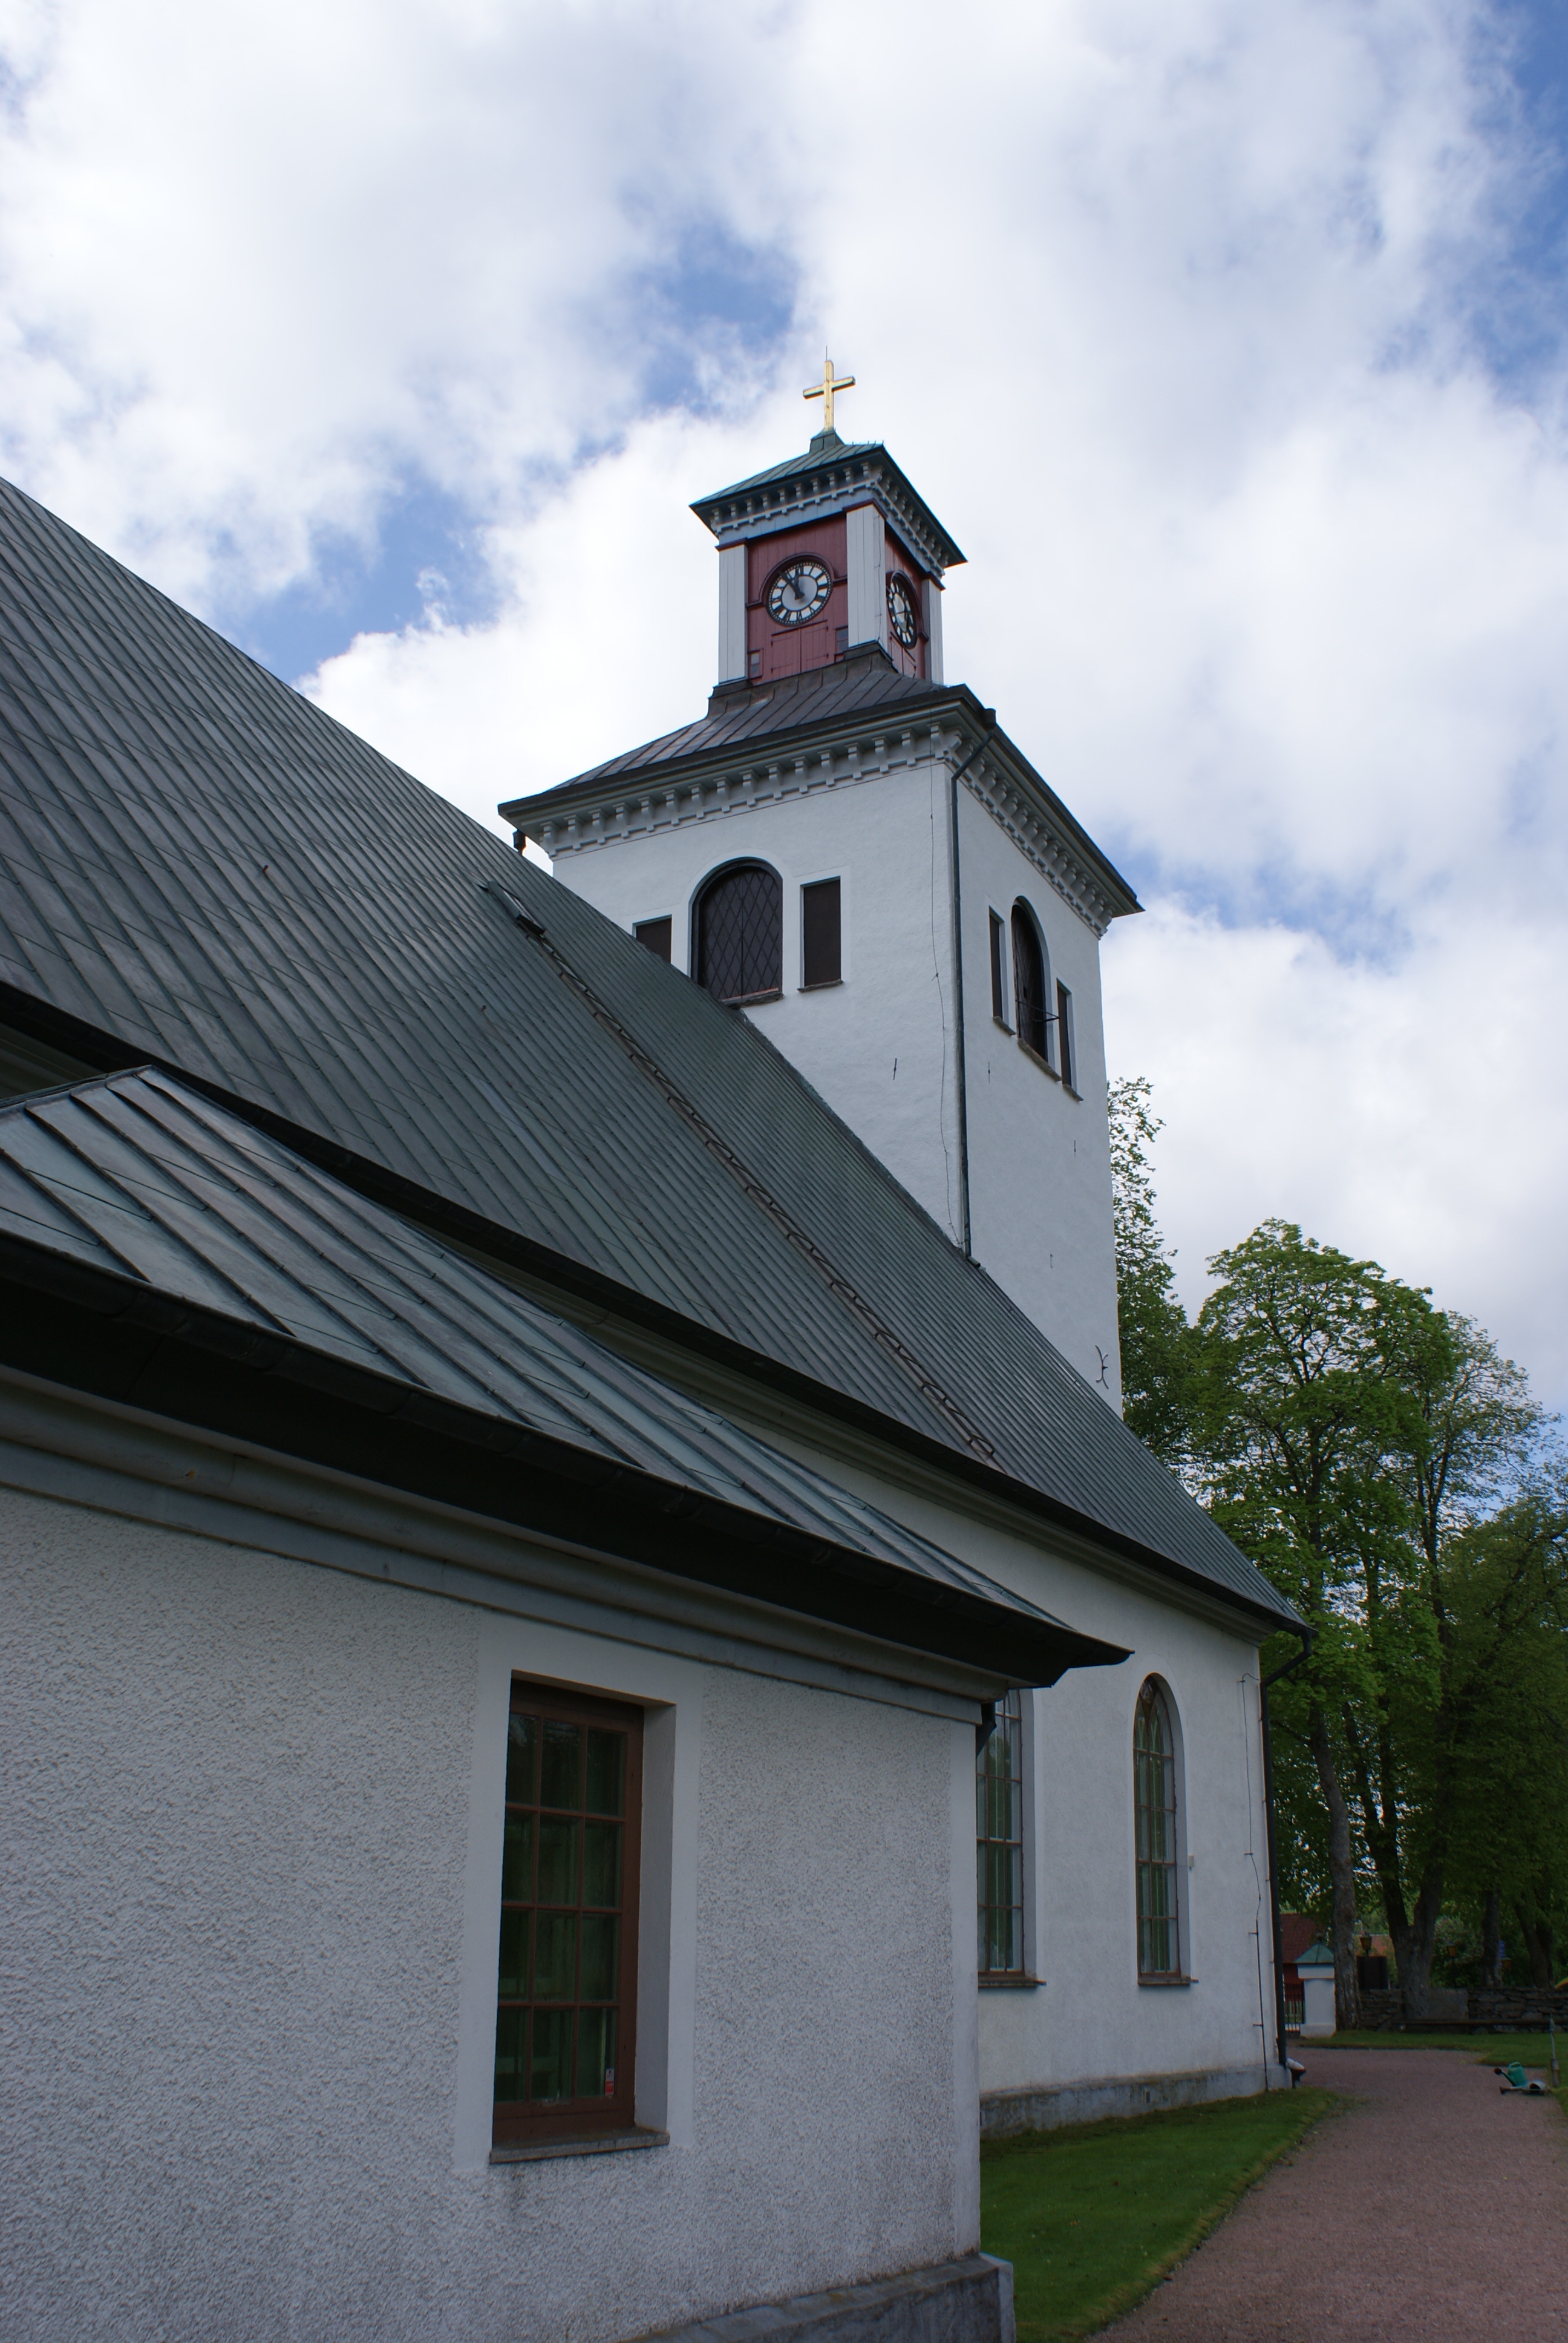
xmin=946 ymin=710 xmax=996 ymax=1260
xmin=1260 ymin=1628 xmax=1314 ymax=2076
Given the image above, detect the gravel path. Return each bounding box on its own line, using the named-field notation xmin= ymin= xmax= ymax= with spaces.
xmin=1105 ymin=2046 xmax=1568 ymax=2341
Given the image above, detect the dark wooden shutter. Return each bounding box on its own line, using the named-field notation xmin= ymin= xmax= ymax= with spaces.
xmin=1011 ymin=907 xmax=1047 ymax=1057
xmin=633 ymin=917 xmax=671 ymax=963
xmin=989 ymin=912 xmax=1006 ymax=1022
xmin=697 ymin=865 xmax=783 ymax=1001
xmin=1056 ymin=980 xmax=1073 ymax=1089
xmin=801 ymin=878 xmax=841 ymax=988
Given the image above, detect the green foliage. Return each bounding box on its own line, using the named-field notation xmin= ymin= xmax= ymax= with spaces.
xmin=980 ymin=2089 xmax=1338 ymax=2339
xmin=1106 ymin=1078 xmax=1568 ymax=2013
xmin=1107 ymin=1076 xmax=1194 ymax=1464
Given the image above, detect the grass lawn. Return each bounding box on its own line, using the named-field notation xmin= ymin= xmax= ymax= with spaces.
xmin=1315 ymin=2031 xmax=1563 ymax=2066
xmin=980 ymin=2086 xmax=1339 ymax=2340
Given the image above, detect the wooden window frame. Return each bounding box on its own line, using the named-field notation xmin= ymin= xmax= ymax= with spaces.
xmin=633 ymin=916 xmax=673 ymax=963
xmin=1134 ymin=1679 xmax=1181 ymax=1981
xmin=977 ymin=1688 xmax=1027 ymax=1979
xmin=492 ymin=1679 xmax=644 ymax=2148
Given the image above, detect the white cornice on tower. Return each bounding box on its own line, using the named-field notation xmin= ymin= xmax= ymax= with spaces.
xmin=518 ymin=706 xmax=1137 ymax=940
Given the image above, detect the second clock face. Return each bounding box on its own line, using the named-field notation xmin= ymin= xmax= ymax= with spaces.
xmin=886 ymin=573 xmax=919 ymax=648
xmin=766 ymin=559 xmax=832 ymax=626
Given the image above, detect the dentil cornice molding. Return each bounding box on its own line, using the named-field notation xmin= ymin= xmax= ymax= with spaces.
xmin=526 ymin=717 xmax=1131 ymax=939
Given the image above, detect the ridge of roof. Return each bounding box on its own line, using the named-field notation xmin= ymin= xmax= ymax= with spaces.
xmin=0 ymin=468 xmax=1294 ymax=1631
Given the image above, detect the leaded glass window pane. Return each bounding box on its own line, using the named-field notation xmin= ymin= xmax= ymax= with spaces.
xmin=976 ymin=1688 xmax=1025 ymax=1977
xmin=697 ymin=864 xmax=783 ymax=1002
xmin=1134 ymin=1680 xmax=1180 ymax=1978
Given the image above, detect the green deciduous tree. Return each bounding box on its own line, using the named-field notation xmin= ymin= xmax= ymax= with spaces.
xmin=1105 ymin=1080 xmax=1566 ymax=2022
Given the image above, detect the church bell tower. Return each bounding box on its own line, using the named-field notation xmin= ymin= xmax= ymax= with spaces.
xmin=500 ymin=369 xmax=1141 ymax=1406
xmin=699 ymin=359 xmax=961 ymax=693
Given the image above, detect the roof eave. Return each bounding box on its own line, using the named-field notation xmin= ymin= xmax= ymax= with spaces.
xmin=0 ymin=988 xmax=1292 ymax=1639
xmin=500 ymin=682 xmax=1143 ymax=926
xmin=0 ymin=1233 xmax=1129 ymax=1688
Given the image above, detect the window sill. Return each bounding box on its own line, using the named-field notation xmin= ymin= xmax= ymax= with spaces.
xmin=490 ymin=2126 xmax=670 ymax=2164
xmin=724 ymin=988 xmax=783 ymax=1008
xmin=799 ymin=978 xmax=843 ymax=992
xmin=1017 ymin=1040 xmax=1060 ymax=1080
xmin=1138 ymin=1976 xmax=1198 ymax=1988
xmin=980 ymin=1973 xmax=1045 ymax=1990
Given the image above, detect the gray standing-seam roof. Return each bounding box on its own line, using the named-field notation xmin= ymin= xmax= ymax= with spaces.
xmin=508 ymin=657 xmax=959 ymax=804
xmin=0 ymin=471 xmax=1297 ymax=1631
xmin=0 ymin=1064 xmax=1121 ymax=1680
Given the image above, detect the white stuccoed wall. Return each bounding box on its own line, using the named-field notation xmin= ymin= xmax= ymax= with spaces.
xmin=2 ymin=1482 xmax=976 ymax=2343
xmin=536 ymin=750 xmax=1122 ymax=1400
xmin=645 ymin=1384 xmax=1280 ymax=2110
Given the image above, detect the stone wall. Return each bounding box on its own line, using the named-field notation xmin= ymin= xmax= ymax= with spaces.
xmin=1354 ymin=1985 xmax=1568 ymax=2030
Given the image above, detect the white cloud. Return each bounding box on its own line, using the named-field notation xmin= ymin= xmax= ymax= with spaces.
xmin=2 ymin=0 xmax=1565 ymax=1401
xmin=1103 ymin=900 xmax=1568 ymax=1404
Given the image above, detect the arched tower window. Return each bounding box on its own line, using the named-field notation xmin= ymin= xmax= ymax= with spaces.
xmin=1135 ymin=1679 xmax=1181 ymax=1978
xmin=1010 ymin=904 xmax=1048 ymax=1060
xmin=694 ymin=863 xmax=783 ymax=1004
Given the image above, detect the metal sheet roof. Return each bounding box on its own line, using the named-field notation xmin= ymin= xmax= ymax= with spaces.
xmin=0 ymin=1065 xmax=1123 ymax=1678
xmin=0 ymin=472 xmax=1297 ymax=1630
xmin=505 ymin=657 xmax=955 ymax=807
xmin=690 ymin=430 xmax=967 ymax=571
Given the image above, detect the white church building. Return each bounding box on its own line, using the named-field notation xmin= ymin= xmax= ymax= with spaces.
xmin=0 ymin=395 xmax=1300 ymax=2343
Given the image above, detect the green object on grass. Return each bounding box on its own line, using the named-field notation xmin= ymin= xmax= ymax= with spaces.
xmin=980 ymin=2087 xmax=1338 ymax=2341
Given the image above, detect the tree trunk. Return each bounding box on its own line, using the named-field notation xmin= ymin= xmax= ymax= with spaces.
xmin=1392 ymin=1865 xmax=1446 ymax=2017
xmin=1518 ymin=1913 xmax=1555 ymax=1988
xmin=1310 ymin=1705 xmax=1361 ymax=2030
xmin=1483 ymin=1889 xmax=1502 ymax=1987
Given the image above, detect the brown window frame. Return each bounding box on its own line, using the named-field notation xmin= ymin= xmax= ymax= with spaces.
xmin=1134 ymin=1678 xmax=1181 ymax=1980
xmin=492 ymin=1679 xmax=644 ymax=2147
xmin=977 ymin=1687 xmax=1026 ymax=1979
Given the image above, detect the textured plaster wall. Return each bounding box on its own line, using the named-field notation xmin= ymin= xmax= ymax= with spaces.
xmin=542 ymin=756 xmax=1120 ymax=1392
xmin=720 ymin=1434 xmax=1278 ymax=2104
xmin=2 ymin=1484 xmax=971 ymax=2342
xmin=953 ymin=784 xmax=1121 ymax=1405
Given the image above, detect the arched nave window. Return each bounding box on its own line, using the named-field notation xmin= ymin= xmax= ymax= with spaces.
xmin=977 ymin=1688 xmax=1025 ymax=1978
xmin=1010 ymin=903 xmax=1050 ymax=1061
xmin=1134 ymin=1679 xmax=1181 ymax=1979
xmin=694 ymin=863 xmax=783 ymax=1004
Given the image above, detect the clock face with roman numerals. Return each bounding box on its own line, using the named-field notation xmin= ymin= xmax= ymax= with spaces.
xmin=766 ymin=559 xmax=832 ymax=626
xmin=886 ymin=573 xmax=919 ymax=647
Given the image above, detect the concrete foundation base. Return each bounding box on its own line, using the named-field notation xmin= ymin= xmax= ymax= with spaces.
xmin=981 ymin=2063 xmax=1271 ymax=2137
xmin=634 ymin=2253 xmax=1014 ymax=2343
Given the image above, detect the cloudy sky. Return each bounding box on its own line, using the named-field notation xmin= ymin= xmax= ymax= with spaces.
xmin=2 ymin=0 xmax=1565 ymax=1406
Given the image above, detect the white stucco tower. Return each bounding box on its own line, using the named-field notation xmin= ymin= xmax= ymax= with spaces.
xmin=501 ymin=409 xmax=1142 ymax=1404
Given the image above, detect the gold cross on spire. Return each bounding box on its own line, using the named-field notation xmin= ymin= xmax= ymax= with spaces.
xmin=804 ymin=355 xmax=855 ymax=435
